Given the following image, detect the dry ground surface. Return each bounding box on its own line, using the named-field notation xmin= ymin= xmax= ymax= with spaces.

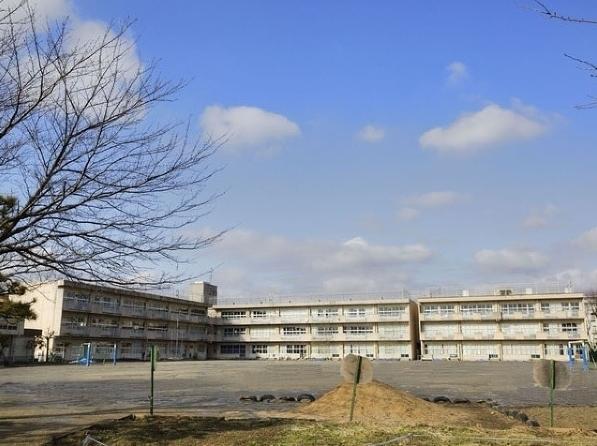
xmin=53 ymin=416 xmax=597 ymax=446
xmin=0 ymin=360 xmax=596 ymax=445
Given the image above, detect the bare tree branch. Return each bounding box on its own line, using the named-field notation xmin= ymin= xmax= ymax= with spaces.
xmin=0 ymin=1 xmax=225 ymax=293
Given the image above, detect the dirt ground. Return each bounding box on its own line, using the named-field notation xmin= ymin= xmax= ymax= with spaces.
xmin=53 ymin=416 xmax=597 ymax=446
xmin=515 ymin=406 xmax=597 ymax=430
xmin=1 ymin=360 xmax=596 ymax=444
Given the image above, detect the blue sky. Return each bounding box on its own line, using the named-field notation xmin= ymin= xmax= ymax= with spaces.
xmin=55 ymin=1 xmax=597 ymax=296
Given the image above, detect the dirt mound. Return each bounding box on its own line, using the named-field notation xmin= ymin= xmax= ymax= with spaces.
xmin=297 ymin=380 xmax=517 ymax=429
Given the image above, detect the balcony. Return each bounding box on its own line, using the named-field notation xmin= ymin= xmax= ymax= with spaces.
xmin=378 ymin=333 xmax=409 ymax=340
xmin=120 ymin=306 xmax=146 ymax=318
xmin=420 ymin=332 xmax=462 ymax=341
xmin=145 ymin=309 xmax=170 ymax=321
xmin=461 ymin=312 xmax=501 ymax=321
xmin=59 ymin=324 xmax=88 ymax=336
xmin=419 ymin=312 xmax=459 ymax=321
xmin=536 ymin=331 xmax=582 ymax=340
xmin=119 ymin=327 xmax=146 ymax=338
xmin=62 ymin=300 xmax=91 ymax=312
xmin=461 ymin=332 xmax=497 ymax=340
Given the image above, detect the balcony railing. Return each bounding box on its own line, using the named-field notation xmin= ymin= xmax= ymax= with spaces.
xmin=62 ymin=300 xmax=91 ymax=311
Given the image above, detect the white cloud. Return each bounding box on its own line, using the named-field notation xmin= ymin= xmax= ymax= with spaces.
xmin=397 ymin=191 xmax=467 ymax=222
xmin=199 ymin=105 xmax=300 ymax=153
xmin=357 ymin=124 xmax=385 ymax=143
xmin=406 ymin=191 xmax=466 ymax=208
xmin=474 ymin=248 xmax=548 ymax=273
xmin=446 ymin=61 xmax=468 ymax=84
xmin=397 ymin=207 xmax=419 ymax=221
xmin=419 ymin=103 xmax=547 ymax=153
xmin=200 ymin=228 xmax=431 ymax=296
xmin=522 ymin=204 xmax=558 ymax=229
xmin=576 ymin=227 xmax=597 ymax=251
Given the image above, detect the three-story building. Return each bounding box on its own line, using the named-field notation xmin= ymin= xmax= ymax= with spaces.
xmin=13 ymin=280 xmax=212 ymax=361
xmin=418 ymin=288 xmax=587 ymax=361
xmin=210 ymin=298 xmax=419 ymax=360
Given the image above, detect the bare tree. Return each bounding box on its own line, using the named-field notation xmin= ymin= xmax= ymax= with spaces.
xmin=533 ymin=1 xmax=597 ymax=108
xmin=0 ymin=1 xmax=224 ymax=302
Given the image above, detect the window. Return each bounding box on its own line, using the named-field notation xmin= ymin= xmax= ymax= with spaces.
xmin=542 ymin=323 xmax=554 ymax=333
xmin=312 ymin=344 xmax=341 ymax=356
xmin=221 ymin=311 xmax=246 ymax=319
xmin=315 ymin=326 xmax=338 ymax=335
xmin=252 ymin=344 xmax=268 ymax=354
xmin=501 ymin=303 xmax=535 ymax=315
xmin=220 ymin=344 xmax=244 ymax=354
xmin=286 ymin=344 xmax=306 ymax=354
xmin=146 ymin=323 xmax=168 ymax=331
xmin=252 ymin=310 xmax=268 ymax=318
xmin=251 ymin=327 xmax=276 ymax=337
xmin=540 ymin=303 xmax=551 ymax=313
xmin=424 ymin=343 xmax=459 ymax=356
xmin=502 ymin=344 xmax=540 ymax=356
xmin=282 ymin=326 xmax=306 ymax=336
xmin=344 ymin=325 xmax=373 ymax=334
xmin=190 ymin=308 xmax=206 ymax=316
xmin=147 ymin=304 xmax=168 ymax=313
xmin=120 ymin=320 xmax=143 ymax=330
xmin=561 ymin=302 xmax=580 ymax=313
xmin=378 ymin=306 xmax=405 ymax=317
xmin=462 ymin=344 xmax=499 ymax=357
xmin=89 ymin=318 xmax=118 ymax=328
xmin=422 ymin=304 xmax=455 ymax=315
xmin=64 ymin=292 xmax=90 ymax=304
xmin=347 ymin=307 xmax=367 ymax=318
xmin=461 ymin=304 xmax=493 ymax=315
xmin=347 ymin=344 xmax=374 ymax=357
xmin=561 ymin=323 xmax=578 ymax=333
xmin=544 ymin=344 xmax=565 ymax=356
xmin=379 ymin=324 xmax=407 ymax=337
xmin=315 ymin=308 xmax=338 ymax=318
xmin=0 ymin=319 xmax=18 ymax=331
xmin=223 ymin=327 xmax=246 ymax=337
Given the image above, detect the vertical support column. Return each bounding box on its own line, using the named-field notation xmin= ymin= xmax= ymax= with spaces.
xmin=149 ymin=344 xmax=156 ymax=415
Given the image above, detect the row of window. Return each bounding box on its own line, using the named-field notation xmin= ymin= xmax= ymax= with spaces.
xmin=423 ymin=342 xmax=583 ymax=358
xmin=219 ymin=305 xmax=407 ymax=319
xmin=222 ymin=325 xmax=383 ymax=337
xmin=64 ymin=293 xmax=206 ymax=316
xmin=219 ymin=343 xmax=410 ymax=357
xmin=421 ymin=322 xmax=579 ymax=335
xmin=422 ymin=301 xmax=581 ymax=315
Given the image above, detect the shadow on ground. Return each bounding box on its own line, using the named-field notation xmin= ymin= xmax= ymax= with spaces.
xmin=52 ymin=416 xmax=295 ymax=446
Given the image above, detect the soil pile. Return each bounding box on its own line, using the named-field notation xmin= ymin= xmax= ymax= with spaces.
xmin=297 ymin=380 xmax=517 ymax=429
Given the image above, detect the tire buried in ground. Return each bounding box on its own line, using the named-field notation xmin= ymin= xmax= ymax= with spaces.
xmin=259 ymin=394 xmax=276 ymax=402
xmin=452 ymin=398 xmax=470 ymax=404
xmin=432 ymin=396 xmax=451 ymax=404
xmin=297 ymin=393 xmax=315 ymax=402
xmin=239 ymin=395 xmax=258 ymax=402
